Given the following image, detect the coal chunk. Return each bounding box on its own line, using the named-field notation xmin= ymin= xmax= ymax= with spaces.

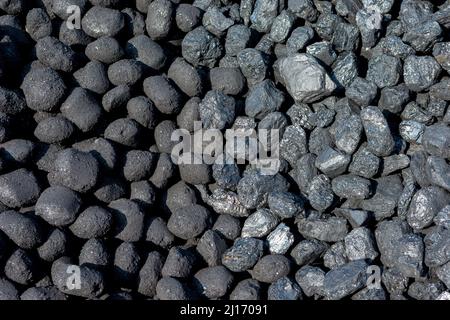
xmin=113 ymin=242 xmax=141 ymax=286
xmin=307 ymin=174 xmax=335 ymax=212
xmin=222 ymin=237 xmax=264 ymax=272
xmin=167 ymin=204 xmax=211 ymax=240
xmin=0 ymin=87 xmax=26 ymax=115
xmin=0 ymin=169 xmax=41 ymax=208
xmin=267 ymin=223 xmax=294 ymax=254
xmin=21 ymin=67 xmax=67 ymax=112
xmin=0 ymin=210 xmax=44 ymax=249
xmin=237 ymin=170 xmax=289 ymax=209
xmin=268 ymin=276 xmax=302 ymax=300
xmin=291 ymin=239 xmax=328 ymax=266
xmin=250 ymin=0 xmax=279 ymax=33
xmin=0 ymin=278 xmax=20 ymax=300
xmin=197 ymin=230 xmax=228 ymax=267
xmin=108 ymin=199 xmax=145 ymax=242
xmin=346 ymin=77 xmax=377 ymax=107
xmin=315 ymin=146 xmax=351 ymax=178
xmin=61 ymin=88 xmax=102 ymax=133
xmin=332 ymin=22 xmax=360 ymax=52
xmin=125 ymin=35 xmax=166 ymax=70
xmin=107 ymin=59 xmax=144 ymax=86
xmin=269 ymin=10 xmax=296 ymax=43
xmin=123 ymin=150 xmax=155 ymax=182
xmin=332 ymin=175 xmax=371 ymax=200
xmin=349 ymin=146 xmax=380 ymax=178
xmin=277 ymin=53 xmax=336 ymax=103
xmin=360 ymin=106 xmax=394 ymax=157
xmin=137 ymin=251 xmax=164 ymax=297
xmin=251 ymin=254 xmax=291 ymax=283
xmin=375 ymin=219 xmax=412 ymax=268
xmin=104 ymin=118 xmax=143 ymax=147
xmin=127 ymin=96 xmax=157 ymax=129
xmin=143 ymin=76 xmax=183 ymax=115
xmin=49 ymin=148 xmax=99 ymax=193
xmin=34 ymin=116 xmax=74 ymax=144
xmin=362 ymin=175 xmax=403 ymax=220
xmin=69 ymin=206 xmax=112 ymax=239
xmin=344 ymin=227 xmax=378 ymax=261
xmin=73 ymin=61 xmax=110 ymax=95
xmin=330 ymin=111 xmax=361 ymax=154
xmin=20 ymin=286 xmax=67 ymax=301
xmin=81 ymin=6 xmax=124 ymax=38
xmin=268 ymin=192 xmax=304 ymax=219
xmin=245 ymin=80 xmax=284 ymax=119
xmin=36 ymin=36 xmax=77 ymax=73
xmin=213 ymin=214 xmax=242 ymax=241
xmin=230 ymin=279 xmax=262 ymax=300
xmin=5 ymin=249 xmax=39 ymax=285
xmin=199 ymin=90 xmax=236 ymax=130
xmin=323 ymin=260 xmax=369 ymax=300
xmin=295 ymin=265 xmax=325 ymax=297
xmin=288 ymin=0 xmax=318 ymax=22
xmin=403 ymin=21 xmax=442 ymax=53
xmin=433 ymin=42 xmax=450 ymax=73
xmin=407 ymin=186 xmax=450 ymax=230
xmin=298 ymin=216 xmax=348 ymax=242
xmin=194 ymin=266 xmax=233 ymax=298
xmin=102 ymin=85 xmax=131 ymax=113
xmin=176 ymin=3 xmax=202 ymax=33
xmin=203 ymin=6 xmax=234 ymax=37
xmin=237 ymin=48 xmax=269 ymax=86
xmin=25 ymin=8 xmax=52 ymax=41
xmin=145 ymin=217 xmax=175 ymax=249
xmin=86 ymin=36 xmax=124 ymax=64
xmin=241 ymin=208 xmax=279 ymax=238
xmin=146 ymin=0 xmax=173 ymax=40
xmin=37 ymin=229 xmax=68 ymax=263
xmin=156 ymin=277 xmax=189 ymax=300
xmin=182 ymin=26 xmax=222 ymax=68
xmin=404 ymin=55 xmax=441 ymax=92
xmin=162 ymin=246 xmax=197 ymax=278
xmin=225 ymin=25 xmax=252 ymax=56
xmin=367 ymin=54 xmax=402 ymax=88
xmin=35 ymin=186 xmax=81 ymax=227
xmin=424 ymin=226 xmax=450 ymax=268
xmin=422 ymin=124 xmax=450 ymax=159
xmin=210 ymin=67 xmax=245 ymax=96
xmin=168 ymin=58 xmax=204 ymax=97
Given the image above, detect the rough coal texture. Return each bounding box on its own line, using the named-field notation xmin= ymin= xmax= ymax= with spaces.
xmin=0 ymin=0 xmax=449 ymax=301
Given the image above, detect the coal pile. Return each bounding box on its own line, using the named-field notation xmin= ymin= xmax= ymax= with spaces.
xmin=0 ymin=0 xmax=449 ymax=301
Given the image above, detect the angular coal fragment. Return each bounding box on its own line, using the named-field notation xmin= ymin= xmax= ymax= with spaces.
xmin=407 ymin=186 xmax=450 ymax=230
xmin=360 ymin=106 xmax=395 ymax=157
xmin=222 ymin=237 xmax=264 ymax=272
xmin=276 ymin=54 xmax=336 ymax=103
xmin=297 ymin=215 xmax=348 ymax=242
xmin=404 ymin=55 xmax=442 ymax=92
xmin=182 ymin=26 xmax=223 ymax=68
xmin=323 ymin=260 xmax=369 ymax=300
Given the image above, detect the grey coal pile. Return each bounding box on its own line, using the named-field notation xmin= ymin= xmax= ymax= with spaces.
xmin=0 ymin=0 xmax=449 ymax=301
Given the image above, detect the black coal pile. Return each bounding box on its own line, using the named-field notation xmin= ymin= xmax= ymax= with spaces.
xmin=0 ymin=0 xmax=449 ymax=301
